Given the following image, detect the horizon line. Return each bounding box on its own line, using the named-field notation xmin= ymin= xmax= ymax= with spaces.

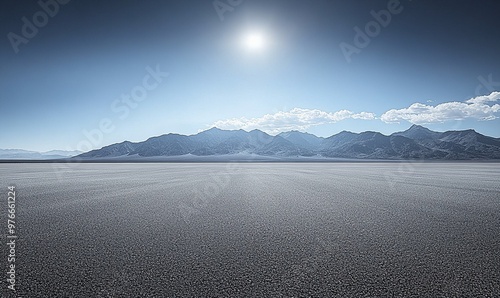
xmin=3 ymin=124 xmax=497 ymax=153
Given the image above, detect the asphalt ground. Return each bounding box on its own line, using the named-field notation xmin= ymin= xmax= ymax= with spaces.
xmin=1 ymin=163 xmax=499 ymax=297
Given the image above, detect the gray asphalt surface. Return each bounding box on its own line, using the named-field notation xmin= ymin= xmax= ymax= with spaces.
xmin=1 ymin=163 xmax=499 ymax=297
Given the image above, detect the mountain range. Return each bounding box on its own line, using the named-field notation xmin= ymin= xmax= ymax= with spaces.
xmin=76 ymin=125 xmax=500 ymax=160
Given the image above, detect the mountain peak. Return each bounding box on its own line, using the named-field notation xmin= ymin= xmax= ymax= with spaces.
xmin=392 ymin=125 xmax=440 ymax=140
xmin=339 ymin=130 xmax=356 ymax=135
xmin=207 ymin=127 xmax=222 ymax=131
xmin=279 ymin=130 xmax=313 ymax=137
xmin=194 ymin=127 xmax=225 ymax=136
xmin=249 ymin=129 xmax=269 ymax=136
xmin=408 ymin=124 xmax=430 ymax=131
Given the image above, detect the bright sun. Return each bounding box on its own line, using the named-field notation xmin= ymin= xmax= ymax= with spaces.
xmin=243 ymin=32 xmax=266 ymax=51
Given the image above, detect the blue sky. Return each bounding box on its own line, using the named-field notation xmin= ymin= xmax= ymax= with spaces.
xmin=1 ymin=0 xmax=499 ymax=152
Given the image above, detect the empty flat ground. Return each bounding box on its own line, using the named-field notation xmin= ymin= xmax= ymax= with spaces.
xmin=1 ymin=162 xmax=499 ymax=297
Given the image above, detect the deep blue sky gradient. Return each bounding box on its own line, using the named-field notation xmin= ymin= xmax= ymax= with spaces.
xmin=1 ymin=0 xmax=499 ymax=151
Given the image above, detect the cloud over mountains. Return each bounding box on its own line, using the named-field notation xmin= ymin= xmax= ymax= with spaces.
xmin=381 ymin=92 xmax=500 ymax=124
xmin=210 ymin=92 xmax=500 ymax=133
xmin=211 ymin=108 xmax=376 ymax=134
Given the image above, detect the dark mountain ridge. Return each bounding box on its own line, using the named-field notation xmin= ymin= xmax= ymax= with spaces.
xmin=76 ymin=125 xmax=500 ymax=160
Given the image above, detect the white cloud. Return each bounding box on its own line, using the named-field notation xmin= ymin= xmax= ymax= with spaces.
xmin=210 ymin=108 xmax=376 ymax=134
xmin=465 ymin=91 xmax=500 ymax=104
xmin=381 ymin=92 xmax=500 ymax=124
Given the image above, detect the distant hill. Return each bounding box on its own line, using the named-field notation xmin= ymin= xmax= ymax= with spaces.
xmin=76 ymin=125 xmax=500 ymax=160
xmin=0 ymin=149 xmax=82 ymax=160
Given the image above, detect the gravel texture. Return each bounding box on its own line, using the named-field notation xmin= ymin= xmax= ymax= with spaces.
xmin=1 ymin=162 xmax=499 ymax=297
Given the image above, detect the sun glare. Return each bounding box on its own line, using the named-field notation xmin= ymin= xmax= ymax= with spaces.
xmin=243 ymin=32 xmax=266 ymax=52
